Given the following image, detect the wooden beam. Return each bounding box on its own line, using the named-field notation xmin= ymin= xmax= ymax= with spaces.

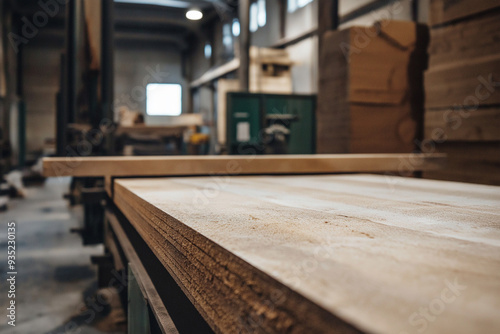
xmin=102 ymin=0 xmax=115 ymax=153
xmin=113 ymin=174 xmax=500 ymax=333
xmin=42 ymin=153 xmax=446 ymax=177
xmin=425 ymin=107 xmax=500 ymax=142
xmin=318 ymin=0 xmax=338 ymax=36
xmin=339 ymin=0 xmax=398 ymax=25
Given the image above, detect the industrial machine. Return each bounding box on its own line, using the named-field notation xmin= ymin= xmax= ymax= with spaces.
xmin=226 ymin=93 xmax=315 ymax=155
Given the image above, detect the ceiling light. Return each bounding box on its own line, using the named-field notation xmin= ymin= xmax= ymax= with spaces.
xmin=186 ymin=9 xmax=203 ymax=20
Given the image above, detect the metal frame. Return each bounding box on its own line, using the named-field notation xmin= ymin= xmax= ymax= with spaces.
xmin=104 ymin=205 xmax=214 ymax=333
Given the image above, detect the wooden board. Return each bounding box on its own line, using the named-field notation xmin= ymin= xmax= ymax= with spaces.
xmin=428 ymin=10 xmax=500 ymax=67
xmin=113 ymin=174 xmax=500 ymax=334
xmin=216 ymin=79 xmax=240 ymax=146
xmin=423 ymin=2 xmax=500 ymax=187
xmin=423 ymin=141 xmax=500 ymax=186
xmin=424 ymin=54 xmax=500 ymax=110
xmin=429 ymin=0 xmax=500 ymax=27
xmin=42 ymin=154 xmax=446 ymax=178
xmin=350 ymin=104 xmax=417 ymax=153
xmin=83 ymin=0 xmax=101 ymax=71
xmin=115 ymin=126 xmax=187 ymax=137
xmin=424 ymin=107 xmax=500 ymax=142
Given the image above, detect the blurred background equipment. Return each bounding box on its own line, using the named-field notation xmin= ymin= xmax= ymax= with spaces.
xmin=225 ymin=92 xmax=315 ymax=154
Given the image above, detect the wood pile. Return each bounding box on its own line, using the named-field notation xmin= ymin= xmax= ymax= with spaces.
xmin=317 ymin=20 xmax=428 ymax=154
xmin=249 ymin=46 xmax=293 ymax=94
xmin=423 ymin=1 xmax=500 ymax=185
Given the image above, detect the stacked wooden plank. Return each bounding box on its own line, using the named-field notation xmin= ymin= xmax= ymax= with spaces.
xmin=424 ymin=2 xmax=500 ymax=185
xmin=249 ymin=46 xmax=293 ymax=94
xmin=317 ymin=20 xmax=428 ymax=154
xmin=112 ymin=174 xmax=500 ymax=334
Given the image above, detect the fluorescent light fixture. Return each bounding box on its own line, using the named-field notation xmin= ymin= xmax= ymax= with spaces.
xmin=186 ymin=9 xmax=203 ymax=20
xmin=257 ymin=0 xmax=266 ymax=27
xmin=114 ymin=0 xmax=190 ymax=9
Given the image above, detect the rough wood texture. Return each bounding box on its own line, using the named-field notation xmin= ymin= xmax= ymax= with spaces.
xmin=42 ymin=154 xmax=446 ymax=177
xmin=423 ymin=142 xmax=500 ymax=186
xmin=427 ymin=9 xmax=500 ymax=67
xmin=429 ymin=0 xmax=500 ymax=27
xmin=317 ymin=21 xmax=428 ymax=153
xmin=113 ymin=174 xmax=500 ymax=334
xmin=423 ymin=4 xmax=500 ymax=185
xmin=425 ymin=107 xmax=500 ymax=141
xmin=424 ymin=55 xmax=500 ymax=110
xmin=216 ymin=79 xmax=240 ymax=146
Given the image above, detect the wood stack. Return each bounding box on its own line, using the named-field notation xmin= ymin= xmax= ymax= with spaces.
xmin=317 ymin=20 xmax=428 ymax=154
xmin=249 ymin=46 xmax=293 ymax=94
xmin=112 ymin=175 xmax=500 ymax=334
xmin=215 ymin=47 xmax=293 ymax=148
xmin=423 ymin=1 xmax=500 ymax=185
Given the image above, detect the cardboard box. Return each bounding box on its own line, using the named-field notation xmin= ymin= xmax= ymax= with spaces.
xmin=423 ymin=1 xmax=500 ymax=185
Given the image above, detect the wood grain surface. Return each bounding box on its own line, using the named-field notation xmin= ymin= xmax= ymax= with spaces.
xmin=113 ymin=174 xmax=500 ymax=334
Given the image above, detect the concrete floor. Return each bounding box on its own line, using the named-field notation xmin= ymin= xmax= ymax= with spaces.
xmin=0 ymin=177 xmax=125 ymax=334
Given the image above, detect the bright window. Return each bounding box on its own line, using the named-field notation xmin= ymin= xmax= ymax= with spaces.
xmin=223 ymin=23 xmax=232 ymax=48
xmin=257 ymin=0 xmax=266 ymax=27
xmin=232 ymin=18 xmax=240 ymax=36
xmin=146 ymin=83 xmax=182 ymax=116
xmin=250 ymin=0 xmax=266 ymax=32
xmin=204 ymin=42 xmax=212 ymax=59
xmin=288 ymin=0 xmax=313 ymax=12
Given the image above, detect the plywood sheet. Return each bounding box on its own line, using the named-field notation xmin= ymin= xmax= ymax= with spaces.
xmin=42 ymin=154 xmax=446 ymax=177
xmin=429 ymin=0 xmax=500 ymax=27
xmin=425 ymin=107 xmax=500 ymax=142
xmin=113 ymin=174 xmax=500 ymax=333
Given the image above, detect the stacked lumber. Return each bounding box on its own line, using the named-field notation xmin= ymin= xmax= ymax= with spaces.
xmin=317 ymin=20 xmax=428 ymax=154
xmin=423 ymin=3 xmax=500 ymax=185
xmin=112 ymin=174 xmax=500 ymax=333
xmin=429 ymin=0 xmax=500 ymax=26
xmin=249 ymin=46 xmax=293 ymax=94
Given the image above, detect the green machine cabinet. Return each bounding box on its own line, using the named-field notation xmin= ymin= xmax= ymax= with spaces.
xmin=226 ymin=93 xmax=316 ymax=155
